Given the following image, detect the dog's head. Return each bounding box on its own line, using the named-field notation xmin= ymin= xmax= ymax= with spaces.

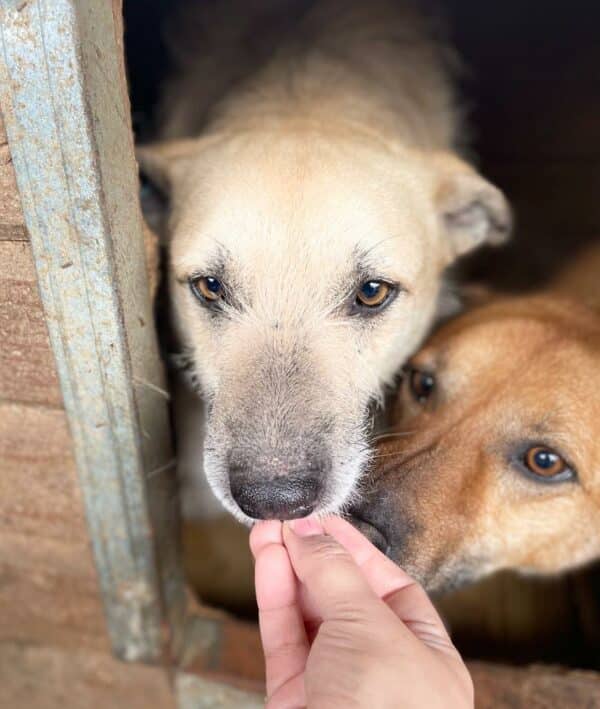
xmin=350 ymin=295 xmax=600 ymax=592
xmin=138 ymin=128 xmax=510 ymax=522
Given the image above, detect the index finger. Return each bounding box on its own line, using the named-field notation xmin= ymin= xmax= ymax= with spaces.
xmin=252 ymin=525 xmax=309 ymax=702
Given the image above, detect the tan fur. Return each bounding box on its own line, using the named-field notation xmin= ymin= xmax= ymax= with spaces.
xmin=139 ymin=0 xmax=510 ymax=522
xmin=353 ymin=243 xmax=600 ymax=592
xmin=142 ymin=218 xmax=160 ymax=300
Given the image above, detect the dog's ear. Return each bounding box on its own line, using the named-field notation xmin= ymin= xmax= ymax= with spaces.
xmin=136 ymin=139 xmax=202 ymax=239
xmin=431 ymin=153 xmax=512 ymax=261
xmin=136 ymin=139 xmax=201 ymax=192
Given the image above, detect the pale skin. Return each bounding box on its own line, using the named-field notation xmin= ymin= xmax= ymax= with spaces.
xmin=250 ymin=516 xmax=473 ymax=709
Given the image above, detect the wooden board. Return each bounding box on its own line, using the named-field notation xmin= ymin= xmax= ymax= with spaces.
xmin=0 ymin=642 xmax=176 ymax=709
xmin=0 ymin=402 xmax=109 ymax=652
xmin=0 ymin=0 xmax=184 ymax=662
xmin=470 ymin=662 xmax=600 ymax=709
xmin=0 ymin=242 xmax=62 ymax=407
xmin=0 ymin=113 xmax=26 ymax=240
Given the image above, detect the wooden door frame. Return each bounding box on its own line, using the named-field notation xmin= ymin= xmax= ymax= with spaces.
xmin=0 ymin=0 xmax=184 ymax=664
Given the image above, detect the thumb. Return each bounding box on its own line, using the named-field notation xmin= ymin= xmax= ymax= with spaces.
xmin=283 ymin=518 xmax=383 ymax=622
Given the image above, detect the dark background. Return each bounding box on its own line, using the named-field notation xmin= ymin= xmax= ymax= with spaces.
xmin=123 ymin=0 xmax=600 ymax=290
xmin=122 ymin=0 xmax=600 ymax=667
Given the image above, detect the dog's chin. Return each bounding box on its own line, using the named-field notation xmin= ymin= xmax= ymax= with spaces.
xmin=414 ymin=558 xmax=492 ymax=596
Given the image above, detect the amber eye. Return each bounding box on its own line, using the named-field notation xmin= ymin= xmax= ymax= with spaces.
xmin=190 ymin=275 xmax=223 ymax=303
xmin=408 ymin=369 xmax=435 ymax=403
xmin=523 ymin=446 xmax=569 ymax=479
xmin=355 ymin=280 xmax=393 ymax=309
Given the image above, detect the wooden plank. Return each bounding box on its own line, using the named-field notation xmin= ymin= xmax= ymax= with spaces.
xmin=0 ymin=0 xmax=184 ymax=662
xmin=0 ymin=403 xmax=85 ymax=541
xmin=0 ymin=539 xmax=108 ymax=652
xmin=0 ymin=642 xmax=176 ymax=709
xmin=0 ymin=242 xmax=62 ymax=407
xmin=470 ymin=662 xmax=600 ymax=709
xmin=0 ymin=402 xmax=109 ymax=650
xmin=0 ymin=112 xmax=25 ymax=235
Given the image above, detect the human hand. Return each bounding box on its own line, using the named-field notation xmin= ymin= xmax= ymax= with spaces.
xmin=250 ymin=516 xmax=473 ymax=709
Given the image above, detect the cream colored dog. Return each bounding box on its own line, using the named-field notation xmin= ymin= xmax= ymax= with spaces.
xmin=139 ymin=0 xmax=510 ymax=523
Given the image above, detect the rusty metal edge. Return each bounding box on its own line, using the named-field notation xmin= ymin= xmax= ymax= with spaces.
xmin=0 ymin=0 xmax=185 ymax=663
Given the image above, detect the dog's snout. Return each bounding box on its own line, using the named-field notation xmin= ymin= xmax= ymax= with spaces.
xmin=230 ymin=473 xmax=322 ymax=520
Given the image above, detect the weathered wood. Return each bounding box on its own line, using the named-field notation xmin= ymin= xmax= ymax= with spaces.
xmin=0 ymin=642 xmax=176 ymax=709
xmin=0 ymin=0 xmax=184 ymax=662
xmin=0 ymin=242 xmax=62 ymax=407
xmin=0 ymin=402 xmax=109 ymax=650
xmin=0 ymin=540 xmax=108 ymax=652
xmin=0 ymin=403 xmax=85 ymax=541
xmin=0 ymin=113 xmax=25 ymax=236
xmin=470 ymin=662 xmax=600 ymax=709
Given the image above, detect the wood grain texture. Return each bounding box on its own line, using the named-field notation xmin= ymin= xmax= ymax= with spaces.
xmin=0 ymin=0 xmax=184 ymax=661
xmin=470 ymin=662 xmax=600 ymax=709
xmin=0 ymin=403 xmax=86 ymax=543
xmin=0 ymin=402 xmax=109 ymax=651
xmin=0 ymin=642 xmax=176 ymax=709
xmin=0 ymin=242 xmax=62 ymax=407
xmin=0 ymin=113 xmax=26 ymax=235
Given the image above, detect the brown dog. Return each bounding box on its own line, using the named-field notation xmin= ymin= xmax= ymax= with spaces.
xmin=350 ymin=243 xmax=600 ymax=594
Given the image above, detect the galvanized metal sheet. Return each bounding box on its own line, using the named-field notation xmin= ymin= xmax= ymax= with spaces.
xmin=0 ymin=0 xmax=185 ymax=661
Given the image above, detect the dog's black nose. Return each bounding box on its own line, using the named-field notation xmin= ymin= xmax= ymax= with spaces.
xmin=230 ymin=475 xmax=321 ymax=520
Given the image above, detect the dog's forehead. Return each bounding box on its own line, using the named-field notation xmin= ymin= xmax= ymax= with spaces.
xmin=419 ymin=312 xmax=600 ymax=464
xmin=170 ymin=133 xmax=434 ymax=285
xmin=428 ymin=300 xmax=599 ymax=371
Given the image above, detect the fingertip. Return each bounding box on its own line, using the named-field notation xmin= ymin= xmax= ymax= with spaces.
xmin=250 ymin=519 xmax=283 ymax=558
xmin=286 ymin=516 xmax=324 ymax=537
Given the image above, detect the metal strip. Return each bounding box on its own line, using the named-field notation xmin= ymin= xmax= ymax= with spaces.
xmin=0 ymin=0 xmax=185 ymax=661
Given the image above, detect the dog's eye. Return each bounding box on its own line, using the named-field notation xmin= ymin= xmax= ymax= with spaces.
xmin=190 ymin=275 xmax=223 ymax=303
xmin=408 ymin=368 xmax=435 ymax=403
xmin=523 ymin=446 xmax=573 ymax=481
xmin=355 ymin=280 xmax=394 ymax=309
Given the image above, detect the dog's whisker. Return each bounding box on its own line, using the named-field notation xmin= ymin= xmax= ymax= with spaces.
xmin=146 ymin=458 xmax=177 ymax=479
xmin=369 ymin=450 xmax=404 ymax=460
xmin=133 ymin=375 xmax=171 ymax=400
xmin=372 ymin=430 xmax=416 ymax=441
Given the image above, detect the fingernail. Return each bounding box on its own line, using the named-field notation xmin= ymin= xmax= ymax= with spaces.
xmin=287 ymin=517 xmax=324 ymax=537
